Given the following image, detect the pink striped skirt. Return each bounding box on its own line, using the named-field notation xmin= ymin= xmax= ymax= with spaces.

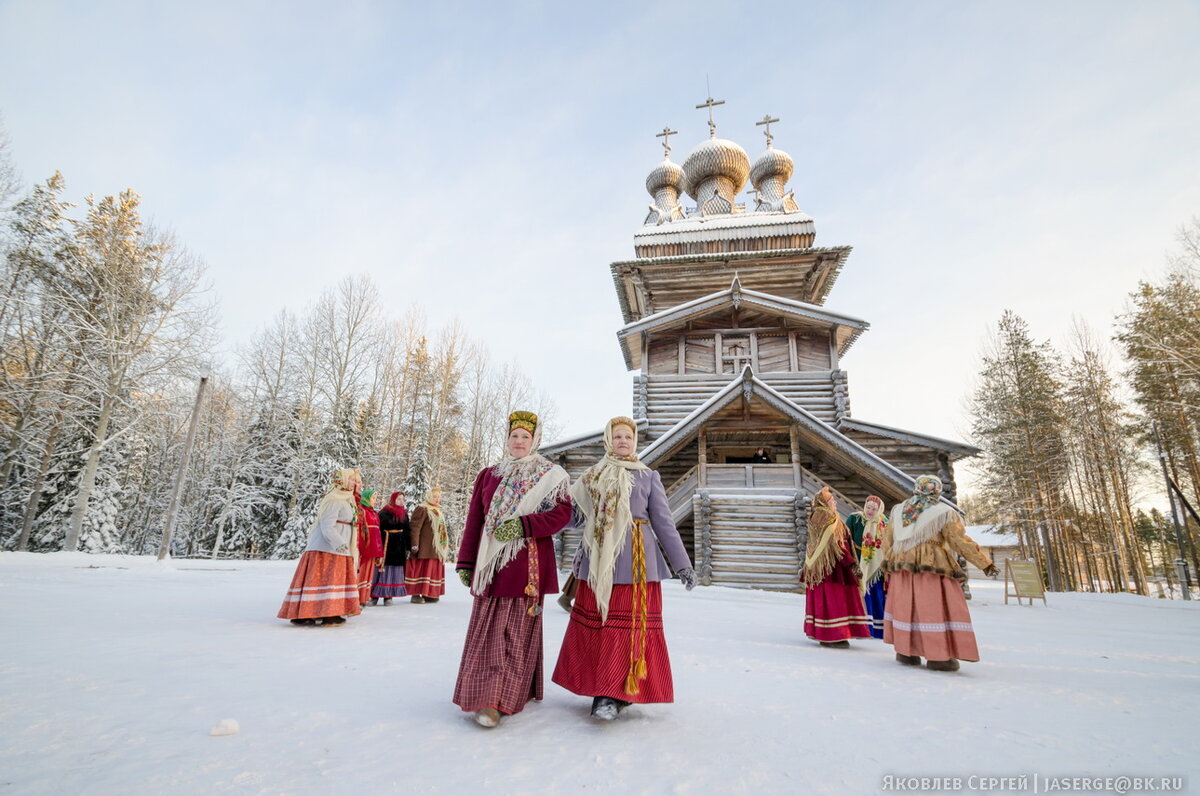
xmin=883 ymin=570 xmax=980 ymax=662
xmin=277 ymin=551 xmax=362 ymax=620
xmin=552 ymin=581 xmax=674 ymax=704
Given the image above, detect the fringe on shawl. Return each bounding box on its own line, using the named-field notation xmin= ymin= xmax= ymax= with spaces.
xmin=804 ymin=504 xmax=848 ymax=586
xmin=890 ymin=502 xmax=957 ymax=554
xmin=471 ymin=468 xmax=570 ymax=594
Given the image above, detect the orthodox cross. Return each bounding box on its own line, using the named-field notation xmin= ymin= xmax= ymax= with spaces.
xmin=656 ymin=126 xmax=678 ymax=157
xmin=696 ymin=95 xmax=725 ymax=138
xmin=756 ymin=114 xmax=780 ymax=147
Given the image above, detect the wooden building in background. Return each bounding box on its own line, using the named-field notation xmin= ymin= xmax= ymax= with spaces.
xmin=543 ymin=117 xmax=978 ymax=592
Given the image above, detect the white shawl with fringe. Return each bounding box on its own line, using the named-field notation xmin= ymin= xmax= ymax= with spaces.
xmin=470 ymin=456 xmax=570 ymax=595
xmin=890 ymin=501 xmax=957 ymax=553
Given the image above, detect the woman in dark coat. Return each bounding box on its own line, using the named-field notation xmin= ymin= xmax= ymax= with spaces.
xmin=371 ymin=491 xmax=410 ymax=606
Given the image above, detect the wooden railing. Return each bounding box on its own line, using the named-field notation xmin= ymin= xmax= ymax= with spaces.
xmin=666 ymin=465 xmax=698 ymax=523
xmin=705 ymin=464 xmax=795 ymax=489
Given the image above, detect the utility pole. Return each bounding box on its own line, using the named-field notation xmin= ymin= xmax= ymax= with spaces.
xmin=158 ymin=375 xmax=209 ymax=561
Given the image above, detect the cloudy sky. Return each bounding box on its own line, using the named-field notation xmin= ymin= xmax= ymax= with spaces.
xmin=2 ymin=0 xmax=1198 ymax=491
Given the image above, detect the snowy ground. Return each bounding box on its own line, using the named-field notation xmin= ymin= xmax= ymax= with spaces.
xmin=1 ymin=553 xmax=1197 ymax=795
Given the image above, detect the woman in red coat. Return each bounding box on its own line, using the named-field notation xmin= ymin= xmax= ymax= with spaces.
xmin=356 ymin=489 xmax=384 ymax=607
xmin=452 ymin=410 xmax=571 ymax=728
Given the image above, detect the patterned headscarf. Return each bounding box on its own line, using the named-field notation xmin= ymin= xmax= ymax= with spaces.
xmin=858 ymin=495 xmax=888 ymax=590
xmin=900 ymin=475 xmax=943 ymax=527
xmin=360 ymin=489 xmax=376 ymax=508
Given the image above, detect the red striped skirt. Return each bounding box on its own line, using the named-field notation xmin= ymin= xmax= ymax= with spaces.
xmin=356 ymin=557 xmax=377 ymax=604
xmin=277 ymin=551 xmax=362 ymax=620
xmin=551 ymin=581 xmax=674 ymax=704
xmin=404 ymin=557 xmax=446 ymax=597
xmin=453 ymin=596 xmax=544 ymax=715
xmin=883 ymin=570 xmax=980 ymax=662
xmin=804 ymin=579 xmax=871 ymax=642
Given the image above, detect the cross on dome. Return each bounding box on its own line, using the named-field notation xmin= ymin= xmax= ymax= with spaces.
xmin=756 ymin=114 xmax=780 ymax=147
xmin=656 ymin=126 xmax=678 ymax=157
xmin=695 ymin=95 xmax=725 ymax=138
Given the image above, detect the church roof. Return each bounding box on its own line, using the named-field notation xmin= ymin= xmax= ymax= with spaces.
xmin=616 ymin=275 xmax=869 ymax=370
xmin=639 ymin=365 xmax=918 ymax=502
xmin=540 ymin=418 xmax=649 ymax=457
xmin=611 ymin=246 xmax=852 ymax=323
xmin=837 ymin=417 xmax=981 ymax=461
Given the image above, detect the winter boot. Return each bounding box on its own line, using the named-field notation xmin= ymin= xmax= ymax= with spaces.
xmin=926 ymin=659 xmax=960 ymax=672
xmin=474 ymin=708 xmax=501 ymax=728
xmin=425 ymin=597 xmax=439 ymax=604
xmin=411 ymin=595 xmax=425 ymax=604
xmin=591 ymin=697 xmax=619 ymax=721
xmin=369 ymin=597 xmax=379 ymax=607
xmin=289 ymin=618 xmax=317 ymax=626
xmin=895 ymin=653 xmax=922 ymax=666
xmin=383 ymin=598 xmax=393 ymax=606
xmin=819 ymin=640 xmax=850 ymax=648
xmin=319 ymin=616 xmax=346 ymax=626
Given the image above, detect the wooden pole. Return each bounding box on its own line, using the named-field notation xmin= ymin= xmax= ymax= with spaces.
xmin=158 ymin=376 xmax=209 ymax=561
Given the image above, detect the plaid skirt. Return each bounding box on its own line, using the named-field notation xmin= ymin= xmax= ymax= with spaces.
xmin=356 ymin=557 xmax=377 ymax=605
xmin=452 ymin=596 xmax=544 ymax=715
xmin=552 ymin=581 xmax=674 ymax=704
xmin=277 ymin=551 xmax=361 ymax=620
xmin=884 ymin=570 xmax=980 ymax=662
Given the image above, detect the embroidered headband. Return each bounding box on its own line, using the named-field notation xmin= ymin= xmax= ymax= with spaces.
xmin=509 ymin=410 xmax=538 ymax=434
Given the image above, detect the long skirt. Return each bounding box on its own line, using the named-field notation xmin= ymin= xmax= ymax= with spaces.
xmin=883 ymin=570 xmax=980 ymax=662
xmin=356 ymin=558 xmax=377 ymax=605
xmin=404 ymin=557 xmax=446 ymax=598
xmin=863 ymin=578 xmax=887 ymax=639
xmin=552 ymin=581 xmax=674 ymax=704
xmin=453 ymin=596 xmax=544 ymax=715
xmin=804 ymin=575 xmax=871 ymax=642
xmin=372 ymin=565 xmax=407 ymax=598
xmin=277 ymin=551 xmax=361 ymax=620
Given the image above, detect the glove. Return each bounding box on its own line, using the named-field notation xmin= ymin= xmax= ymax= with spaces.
xmin=493 ymin=517 xmax=524 ymax=542
xmin=677 ymin=567 xmax=697 ymax=592
xmin=457 ymin=568 xmax=473 ymax=588
xmin=983 ymin=564 xmax=999 ymax=577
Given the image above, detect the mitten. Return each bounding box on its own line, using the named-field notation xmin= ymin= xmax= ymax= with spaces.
xmin=457 ymin=568 xmax=473 ymax=588
xmin=493 ymin=517 xmax=524 ymax=542
xmin=677 ymin=567 xmax=697 ymax=591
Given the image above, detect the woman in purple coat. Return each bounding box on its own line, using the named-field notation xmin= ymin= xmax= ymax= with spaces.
xmin=552 ymin=416 xmax=696 ymax=721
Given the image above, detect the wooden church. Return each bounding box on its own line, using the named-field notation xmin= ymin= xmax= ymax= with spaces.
xmin=542 ymin=105 xmax=978 ymax=592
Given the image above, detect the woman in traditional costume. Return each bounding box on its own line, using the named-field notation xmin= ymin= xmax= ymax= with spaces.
xmin=552 ymin=416 xmax=696 ymax=721
xmin=356 ymin=489 xmax=384 ymax=606
xmin=452 ymin=410 xmax=572 ymax=728
xmin=803 ymin=487 xmax=871 ymax=647
xmin=406 ymin=486 xmax=451 ymax=603
xmin=882 ymin=475 xmax=998 ymax=671
xmin=846 ymin=495 xmax=888 ymax=639
xmin=371 ymin=490 xmax=410 ymax=606
xmin=277 ymin=468 xmax=363 ymax=627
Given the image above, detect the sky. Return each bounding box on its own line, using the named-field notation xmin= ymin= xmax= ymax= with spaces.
xmin=1 ymin=0 xmax=1198 ymax=494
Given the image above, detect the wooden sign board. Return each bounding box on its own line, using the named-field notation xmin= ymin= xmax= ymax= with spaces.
xmin=1005 ymin=559 xmax=1047 ymax=605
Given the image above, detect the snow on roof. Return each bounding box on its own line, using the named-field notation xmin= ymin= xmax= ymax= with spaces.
xmin=965 ymin=525 xmax=1021 ymax=548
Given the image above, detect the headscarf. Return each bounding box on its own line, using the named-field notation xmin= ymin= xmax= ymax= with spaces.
xmin=804 ymin=487 xmax=851 ymax=586
xmin=359 ymin=489 xmax=376 ymax=508
xmin=422 ymin=488 xmax=453 ymax=563
xmin=857 ymin=495 xmax=888 ymax=591
xmin=891 ymin=475 xmax=956 ymax=553
xmin=471 ymin=411 xmax=570 ymax=595
xmin=568 ymin=416 xmax=650 ymax=623
xmin=383 ymin=491 xmax=407 ymax=522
